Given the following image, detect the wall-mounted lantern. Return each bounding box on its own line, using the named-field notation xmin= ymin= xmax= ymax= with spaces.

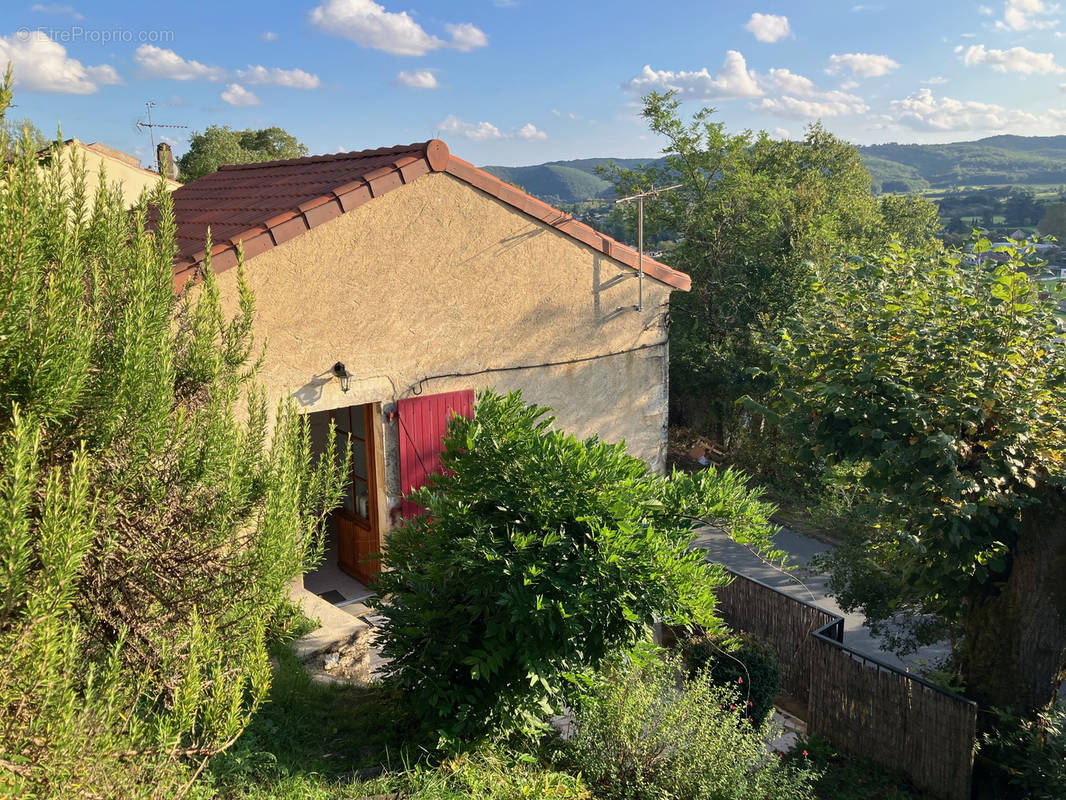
xmin=332 ymin=361 xmax=350 ymax=392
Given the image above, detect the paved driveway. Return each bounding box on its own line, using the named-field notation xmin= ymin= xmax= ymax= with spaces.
xmin=693 ymin=525 xmax=951 ymax=673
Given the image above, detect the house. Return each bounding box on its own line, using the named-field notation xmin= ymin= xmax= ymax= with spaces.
xmin=41 ymin=138 xmax=181 ymax=205
xmin=168 ymin=139 xmax=690 ymax=598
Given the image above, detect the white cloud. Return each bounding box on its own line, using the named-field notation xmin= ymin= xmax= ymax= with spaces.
xmin=134 ymin=45 xmax=226 ymax=81
xmin=261 ymin=31 xmax=279 ymax=42
xmin=839 ymin=79 xmax=860 ymax=90
xmin=445 ymin=22 xmax=488 ymax=51
xmin=995 ymin=0 xmax=1059 ymax=30
xmin=923 ymin=75 xmax=949 ymax=84
xmin=437 ymin=116 xmax=547 ymax=141
xmin=623 ymin=51 xmax=763 ymax=100
xmin=773 ymin=127 xmax=790 ymax=138
xmin=755 ymin=90 xmax=868 ymax=119
xmin=889 ymin=88 xmax=1050 ymax=131
xmin=766 ymin=67 xmax=818 ymax=96
xmin=236 ymin=65 xmax=321 ymax=88
xmin=826 ymin=52 xmax=899 ymax=78
xmin=439 ymin=115 xmax=506 ymax=141
xmin=0 ymin=31 xmax=119 ymax=93
xmin=1061 ymin=82 xmax=1066 ymax=90
xmin=221 ymin=83 xmax=260 ymax=106
xmin=29 ymin=3 xmax=83 ymax=19
xmin=745 ymin=13 xmax=790 ymax=42
xmin=962 ymin=43 xmax=1063 ymax=74
xmin=756 ymin=67 xmax=868 ymax=119
xmin=979 ymin=4 xmax=993 ymax=14
xmin=516 ymin=122 xmax=547 ymax=140
xmin=394 ymin=69 xmax=439 ymax=88
xmin=309 ymin=0 xmax=487 ymax=56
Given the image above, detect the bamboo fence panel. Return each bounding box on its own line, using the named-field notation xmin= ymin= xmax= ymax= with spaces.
xmin=715 ymin=571 xmax=977 ymax=800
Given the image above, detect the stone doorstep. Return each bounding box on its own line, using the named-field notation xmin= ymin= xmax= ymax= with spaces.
xmin=288 ymin=581 xmax=374 ymax=684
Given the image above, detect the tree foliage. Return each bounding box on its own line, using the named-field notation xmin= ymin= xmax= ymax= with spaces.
xmin=609 ymin=92 xmax=939 ymax=431
xmin=372 ymin=390 xmax=779 ymax=744
xmin=750 ymin=239 xmax=1066 ymax=713
xmin=0 ymin=77 xmax=340 ymax=796
xmin=177 ymin=124 xmax=309 ymax=182
xmin=1038 ymin=202 xmax=1066 ymax=239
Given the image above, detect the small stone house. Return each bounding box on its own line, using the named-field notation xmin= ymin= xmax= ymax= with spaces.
xmin=169 ymin=139 xmax=690 ymax=597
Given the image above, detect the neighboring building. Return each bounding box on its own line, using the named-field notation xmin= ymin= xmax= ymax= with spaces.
xmin=40 ymin=138 xmax=180 ymax=205
xmin=168 ymin=139 xmax=689 ymax=594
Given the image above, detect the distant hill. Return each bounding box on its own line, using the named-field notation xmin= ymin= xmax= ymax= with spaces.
xmin=480 ymin=136 xmax=1066 ymax=204
xmin=480 ymin=157 xmax=654 ymax=205
xmin=858 ymin=135 xmax=1066 ymax=192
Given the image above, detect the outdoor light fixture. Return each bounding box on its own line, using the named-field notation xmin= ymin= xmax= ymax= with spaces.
xmin=332 ymin=361 xmax=350 ymax=392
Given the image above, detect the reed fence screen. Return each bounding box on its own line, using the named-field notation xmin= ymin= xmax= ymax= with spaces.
xmin=714 ymin=571 xmax=977 ymax=800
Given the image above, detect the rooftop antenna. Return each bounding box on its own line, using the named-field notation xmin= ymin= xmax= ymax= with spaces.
xmin=136 ymin=100 xmax=187 ymax=161
xmin=615 ymin=183 xmax=682 ymax=312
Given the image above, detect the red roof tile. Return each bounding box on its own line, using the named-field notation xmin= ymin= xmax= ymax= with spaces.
xmin=168 ymin=140 xmax=690 ymax=292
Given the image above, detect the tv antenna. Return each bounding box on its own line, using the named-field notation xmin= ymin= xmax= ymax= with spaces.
xmin=136 ymin=101 xmax=187 ymax=153
xmin=615 ymin=183 xmax=682 ymax=312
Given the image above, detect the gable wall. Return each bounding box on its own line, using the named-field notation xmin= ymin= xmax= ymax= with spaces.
xmin=211 ymin=171 xmax=673 ymax=511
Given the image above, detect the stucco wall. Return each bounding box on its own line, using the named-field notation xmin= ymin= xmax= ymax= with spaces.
xmin=211 ymin=171 xmax=675 ymax=514
xmin=54 ymin=140 xmax=180 ymax=206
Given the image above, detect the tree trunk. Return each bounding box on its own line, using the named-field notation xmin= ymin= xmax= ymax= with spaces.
xmin=959 ymin=485 xmax=1066 ymax=716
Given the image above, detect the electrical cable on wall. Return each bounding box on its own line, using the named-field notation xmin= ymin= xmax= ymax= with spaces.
xmin=405 ymin=339 xmax=669 ymax=398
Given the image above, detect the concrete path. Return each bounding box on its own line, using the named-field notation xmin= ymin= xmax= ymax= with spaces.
xmin=692 ymin=525 xmax=950 ymax=673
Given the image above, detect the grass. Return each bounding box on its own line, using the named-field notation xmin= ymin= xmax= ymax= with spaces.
xmin=201 ymin=644 xmax=589 ymax=800
xmin=204 ymin=643 xmax=411 ymax=797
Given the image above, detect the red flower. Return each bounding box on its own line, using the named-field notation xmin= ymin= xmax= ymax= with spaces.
xmin=737 ymin=677 xmax=744 ymax=684
xmin=802 ymin=750 xmax=809 ymax=757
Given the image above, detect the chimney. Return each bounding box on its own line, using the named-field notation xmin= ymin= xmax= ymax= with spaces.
xmin=156 ymin=142 xmax=178 ymax=181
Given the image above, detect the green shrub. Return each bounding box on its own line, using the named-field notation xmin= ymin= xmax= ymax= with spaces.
xmin=681 ymin=631 xmax=782 ymax=724
xmin=0 ymin=74 xmax=342 ymax=798
xmin=373 ymin=390 xmax=781 ymax=745
xmin=563 ymin=655 xmax=816 ymax=800
xmin=978 ymin=705 xmax=1066 ymax=800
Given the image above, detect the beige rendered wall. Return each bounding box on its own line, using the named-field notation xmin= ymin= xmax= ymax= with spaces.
xmin=211 ymin=171 xmax=674 ymax=517
xmin=53 ymin=140 xmax=180 ymax=206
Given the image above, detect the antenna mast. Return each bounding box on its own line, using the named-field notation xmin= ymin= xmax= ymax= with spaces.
xmin=136 ymin=101 xmax=187 ymax=168
xmin=615 ymin=183 xmax=682 ymax=312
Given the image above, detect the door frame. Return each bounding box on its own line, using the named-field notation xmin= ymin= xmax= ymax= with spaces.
xmin=331 ymin=402 xmax=387 ymax=584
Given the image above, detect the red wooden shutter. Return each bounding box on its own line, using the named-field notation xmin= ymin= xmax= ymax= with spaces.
xmin=398 ymin=389 xmax=475 ymax=518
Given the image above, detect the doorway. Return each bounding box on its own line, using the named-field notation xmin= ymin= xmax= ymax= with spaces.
xmin=307 ymin=403 xmax=385 ymax=591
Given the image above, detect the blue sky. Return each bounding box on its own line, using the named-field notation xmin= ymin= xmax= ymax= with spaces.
xmin=2 ymin=1 xmax=1065 ymax=168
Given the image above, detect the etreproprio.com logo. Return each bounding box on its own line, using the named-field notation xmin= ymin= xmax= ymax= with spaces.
xmin=15 ymin=26 xmax=175 ymax=45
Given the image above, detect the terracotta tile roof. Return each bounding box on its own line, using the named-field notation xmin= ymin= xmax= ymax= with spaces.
xmin=169 ymin=139 xmax=690 ymax=292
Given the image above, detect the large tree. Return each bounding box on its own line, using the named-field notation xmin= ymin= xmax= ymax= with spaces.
xmin=751 ymin=239 xmax=1066 ymax=716
xmin=0 ymin=77 xmax=340 ymax=796
xmin=177 ymin=124 xmax=308 ymax=181
xmin=609 ymin=92 xmax=939 ymax=435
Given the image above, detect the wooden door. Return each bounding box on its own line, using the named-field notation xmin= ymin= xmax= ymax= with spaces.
xmin=332 ymin=404 xmax=383 ymax=585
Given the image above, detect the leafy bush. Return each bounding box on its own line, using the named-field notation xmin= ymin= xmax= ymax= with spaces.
xmin=0 ymin=77 xmax=341 ymax=798
xmin=373 ymin=390 xmax=780 ymax=744
xmin=978 ymin=705 xmax=1066 ymax=800
xmin=681 ymin=631 xmax=782 ymax=725
xmin=563 ymin=655 xmax=815 ymax=800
